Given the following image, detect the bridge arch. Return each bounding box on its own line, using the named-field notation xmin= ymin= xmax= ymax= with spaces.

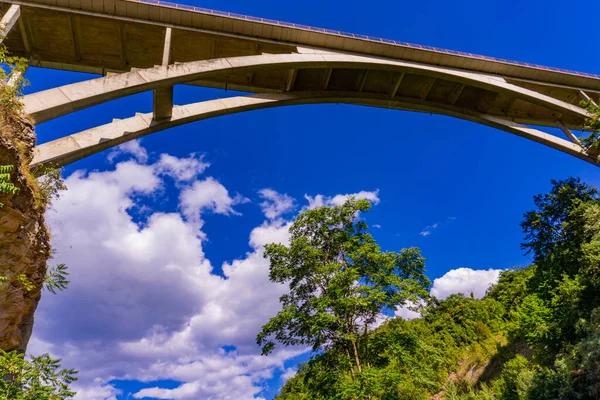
xmin=24 ymin=53 xmax=589 ymax=125
xmin=3 ymin=0 xmax=596 ymax=168
xmin=31 ymin=91 xmax=596 ymax=168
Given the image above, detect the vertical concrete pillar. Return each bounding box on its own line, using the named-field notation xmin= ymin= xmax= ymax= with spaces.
xmin=153 ymin=27 xmax=174 ymax=120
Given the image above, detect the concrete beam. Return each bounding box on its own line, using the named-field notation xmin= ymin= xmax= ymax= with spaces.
xmin=0 ymin=5 xmax=20 ymax=40
xmin=555 ymin=120 xmax=583 ymax=146
xmin=285 ymin=69 xmax=297 ymax=91
xmin=357 ymin=70 xmax=368 ymax=92
xmin=31 ymin=91 xmax=599 ymax=169
xmin=161 ymin=27 xmax=172 ymax=66
xmin=449 ymin=84 xmax=465 ymax=105
xmin=69 ymin=15 xmax=81 ymax=62
xmin=579 ymin=90 xmax=598 ymax=107
xmin=17 ymin=15 xmax=29 ymax=52
xmin=22 ymin=53 xmax=592 ymax=125
xmin=419 ymin=78 xmax=436 ymax=101
xmin=9 ymin=0 xmax=600 ymax=96
xmin=323 ymin=68 xmax=333 ymax=90
xmin=153 ymin=87 xmax=173 ymax=121
xmin=390 ymin=73 xmax=404 ymax=98
xmin=153 ymin=27 xmax=173 ymax=120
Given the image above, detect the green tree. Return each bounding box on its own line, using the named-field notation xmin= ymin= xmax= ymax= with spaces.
xmin=486 ymin=266 xmax=535 ymax=314
xmin=0 ymin=351 xmax=77 ymax=399
xmin=257 ymin=198 xmax=430 ymax=382
xmin=581 ymin=100 xmax=600 ymax=150
xmin=520 ymin=178 xmax=600 ymax=360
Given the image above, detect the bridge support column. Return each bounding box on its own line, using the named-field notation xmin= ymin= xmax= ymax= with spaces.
xmin=390 ymin=73 xmax=404 ymax=98
xmin=285 ymin=69 xmax=297 ymax=91
xmin=153 ymin=27 xmax=173 ymax=121
xmin=578 ymin=90 xmax=598 ymax=107
xmin=0 ymin=5 xmax=20 ymax=41
xmin=555 ymin=120 xmax=582 ymax=146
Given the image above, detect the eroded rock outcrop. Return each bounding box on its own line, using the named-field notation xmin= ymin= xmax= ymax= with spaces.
xmin=0 ymin=113 xmax=50 ymax=352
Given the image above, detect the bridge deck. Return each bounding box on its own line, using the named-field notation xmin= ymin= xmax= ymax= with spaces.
xmin=1 ymin=0 xmax=599 ymax=131
xmin=2 ymin=0 xmax=599 ymax=90
xmin=1 ymin=0 xmax=598 ymax=166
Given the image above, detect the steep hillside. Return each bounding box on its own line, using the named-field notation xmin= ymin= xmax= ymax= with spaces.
xmin=276 ymin=178 xmax=600 ymax=400
xmin=0 ymin=112 xmax=51 ymax=352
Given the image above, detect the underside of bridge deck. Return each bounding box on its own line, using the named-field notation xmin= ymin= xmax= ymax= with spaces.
xmin=0 ymin=0 xmax=599 ymax=167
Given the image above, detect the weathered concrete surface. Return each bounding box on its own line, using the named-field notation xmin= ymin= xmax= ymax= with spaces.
xmin=0 ymin=112 xmax=50 ymax=352
xmin=31 ymin=92 xmax=600 ymax=168
xmin=22 ymin=53 xmax=591 ymax=128
xmin=3 ymin=0 xmax=600 ymax=97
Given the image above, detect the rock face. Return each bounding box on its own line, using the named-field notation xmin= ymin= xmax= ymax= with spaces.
xmin=0 ymin=113 xmax=50 ymax=352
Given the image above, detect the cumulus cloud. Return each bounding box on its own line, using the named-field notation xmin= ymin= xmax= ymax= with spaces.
xmin=430 ymin=268 xmax=502 ymax=300
xmin=73 ymin=381 xmax=121 ymax=400
xmin=32 ymin=151 xmax=312 ymax=399
xmin=395 ymin=300 xmax=424 ymax=321
xmin=259 ymin=189 xmax=296 ymax=220
xmin=155 ymin=153 xmax=210 ymax=182
xmin=304 ymin=190 xmax=380 ymax=209
xmin=179 ymin=177 xmax=247 ymax=221
xmin=107 ymin=139 xmax=149 ymax=163
xmin=30 ymin=146 xmax=413 ymax=399
xmin=281 ymin=368 xmax=297 ymax=382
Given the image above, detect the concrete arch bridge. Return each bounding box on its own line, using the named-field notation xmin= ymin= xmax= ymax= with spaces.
xmin=0 ymin=0 xmax=599 ymax=167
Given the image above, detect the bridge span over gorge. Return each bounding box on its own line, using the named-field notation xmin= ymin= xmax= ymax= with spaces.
xmin=0 ymin=0 xmax=599 ymax=167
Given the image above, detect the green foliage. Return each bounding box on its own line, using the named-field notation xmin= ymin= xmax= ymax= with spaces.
xmin=581 ymin=101 xmax=600 ymax=150
xmin=17 ymin=274 xmax=35 ymax=293
xmin=31 ymin=163 xmax=68 ymax=207
xmin=274 ymin=178 xmax=600 ymax=400
xmin=44 ymin=264 xmax=69 ymax=295
xmin=0 ymin=30 xmax=28 ymax=116
xmin=0 ymin=164 xmax=19 ymax=208
xmin=257 ymin=198 xmax=431 ymax=382
xmin=276 ymin=293 xmax=508 ymax=399
xmin=0 ymin=350 xmax=77 ymax=399
xmin=494 ymin=355 xmax=534 ymax=400
xmin=519 ymin=178 xmax=600 ymax=360
xmin=486 ymin=267 xmax=535 ymax=314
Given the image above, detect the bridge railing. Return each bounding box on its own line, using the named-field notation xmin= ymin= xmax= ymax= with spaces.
xmin=129 ymin=0 xmax=600 ymax=80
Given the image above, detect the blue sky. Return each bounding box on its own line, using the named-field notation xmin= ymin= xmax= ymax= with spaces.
xmin=25 ymin=0 xmax=600 ymax=399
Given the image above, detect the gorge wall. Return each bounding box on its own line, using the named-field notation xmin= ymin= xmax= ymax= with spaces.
xmin=0 ymin=113 xmax=50 ymax=352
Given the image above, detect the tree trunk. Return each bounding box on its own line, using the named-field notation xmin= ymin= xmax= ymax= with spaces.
xmin=344 ymin=345 xmax=356 ymax=380
xmin=351 ymin=339 xmax=362 ymax=373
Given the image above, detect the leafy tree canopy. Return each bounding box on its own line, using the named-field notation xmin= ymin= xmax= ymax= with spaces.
xmin=0 ymin=351 xmax=77 ymax=400
xmin=257 ymin=198 xmax=431 ymax=381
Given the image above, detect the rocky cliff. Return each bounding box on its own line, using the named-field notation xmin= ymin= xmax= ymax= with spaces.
xmin=0 ymin=113 xmax=50 ymax=352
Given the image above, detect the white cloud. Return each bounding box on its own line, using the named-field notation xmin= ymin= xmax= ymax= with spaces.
xmin=259 ymin=189 xmax=296 ymax=220
xmin=304 ymin=190 xmax=380 ymax=209
xmin=430 ymin=268 xmax=502 ymax=300
xmin=281 ymin=368 xmax=297 ymax=382
xmin=372 ymin=224 xmax=382 ymax=229
xmin=31 ymin=147 xmax=396 ymax=399
xmin=394 ymin=300 xmax=424 ymax=321
xmin=155 ymin=153 xmax=210 ymax=182
xmin=73 ymin=381 xmax=121 ymax=400
xmin=179 ymin=177 xmax=247 ymax=221
xmin=419 ymin=223 xmax=439 ymax=237
xmin=32 ymin=152 xmax=310 ymax=399
xmin=107 ymin=139 xmax=149 ymax=164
